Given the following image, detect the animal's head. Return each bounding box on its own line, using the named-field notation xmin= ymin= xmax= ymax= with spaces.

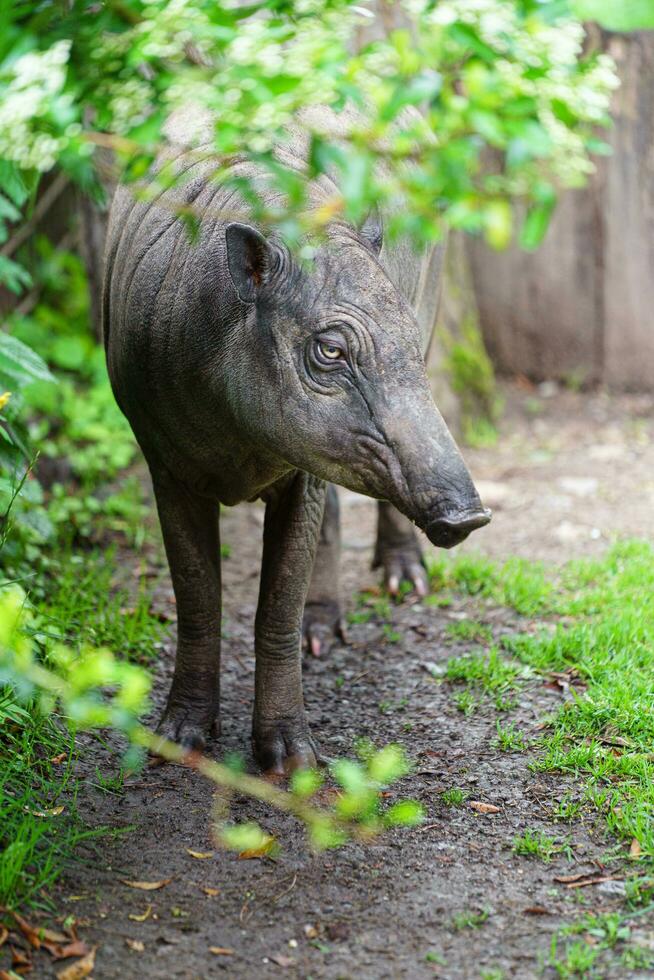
xmin=225 ymin=221 xmax=490 ymax=548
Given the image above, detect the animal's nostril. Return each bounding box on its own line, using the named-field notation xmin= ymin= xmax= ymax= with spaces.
xmin=426 ymin=508 xmax=491 ymax=550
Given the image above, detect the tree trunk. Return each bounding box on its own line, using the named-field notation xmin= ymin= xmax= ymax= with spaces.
xmin=78 ymin=191 xmax=108 ymax=343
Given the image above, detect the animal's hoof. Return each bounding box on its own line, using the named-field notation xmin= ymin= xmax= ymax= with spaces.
xmin=152 ymin=703 xmax=219 ymax=755
xmin=379 ymin=546 xmax=428 ymax=599
xmin=253 ymin=720 xmax=325 ymax=775
xmin=302 ymin=600 xmax=348 ymax=658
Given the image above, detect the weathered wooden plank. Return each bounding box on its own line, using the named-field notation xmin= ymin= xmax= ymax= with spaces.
xmin=465 ymin=178 xmax=604 ymax=386
xmin=602 ymin=32 xmax=654 ymax=390
xmin=464 ymin=31 xmax=654 ymax=392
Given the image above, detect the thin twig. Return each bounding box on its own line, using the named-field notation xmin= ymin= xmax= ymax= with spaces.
xmin=1 ymin=173 xmax=69 ymax=259
xmin=270 ymin=872 xmax=298 ymax=905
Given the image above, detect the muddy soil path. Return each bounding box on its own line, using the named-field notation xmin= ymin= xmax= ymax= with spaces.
xmin=40 ymin=386 xmax=654 ymax=977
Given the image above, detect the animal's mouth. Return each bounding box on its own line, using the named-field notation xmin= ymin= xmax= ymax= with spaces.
xmin=425 ymin=508 xmax=492 ymax=549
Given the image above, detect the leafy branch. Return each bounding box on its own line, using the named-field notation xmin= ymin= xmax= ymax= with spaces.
xmin=0 ymin=583 xmax=424 ymax=853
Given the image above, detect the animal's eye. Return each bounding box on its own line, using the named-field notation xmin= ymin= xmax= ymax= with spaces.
xmin=316 ymin=339 xmax=345 ymax=362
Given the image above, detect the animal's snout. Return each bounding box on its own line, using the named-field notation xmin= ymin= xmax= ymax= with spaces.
xmin=426 ymin=508 xmax=492 ymax=549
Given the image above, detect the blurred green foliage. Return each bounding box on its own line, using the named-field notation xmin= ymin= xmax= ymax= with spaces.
xmin=0 ymin=0 xmax=624 ymax=278
xmin=0 ymin=244 xmax=140 ymax=584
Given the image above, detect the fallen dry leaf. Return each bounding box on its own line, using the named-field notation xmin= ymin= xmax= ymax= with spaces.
xmin=42 ymin=940 xmax=89 ymax=961
xmin=0 ymin=927 xmax=8 ymax=948
xmin=270 ymin=953 xmax=295 ymax=968
xmin=186 ymin=849 xmax=214 ymax=860
xmin=209 ymin=946 xmax=234 ymax=956
xmin=630 ymin=838 xmax=642 ymax=858
xmin=202 ymin=887 xmax=220 ymax=898
xmin=469 ymin=801 xmax=501 ymax=815
xmin=126 ymin=939 xmax=145 ymax=952
xmin=11 ymin=945 xmax=32 ymax=971
xmin=41 ymin=928 xmax=71 ymax=944
xmin=238 ymin=838 xmax=277 ymax=860
xmin=128 ymin=905 xmax=152 ymax=922
xmin=50 ymin=753 xmax=67 ymax=765
xmin=56 ymin=947 xmax=96 ymax=980
xmin=326 ymin=922 xmax=349 ymax=942
xmin=121 ymin=878 xmax=172 ymax=891
xmin=24 ymin=805 xmax=64 ymax=818
xmin=12 ymin=911 xmax=41 ymax=949
xmin=303 ymin=924 xmax=318 ymax=939
xmin=553 ymin=873 xmax=589 ymax=884
xmin=566 ymin=875 xmax=624 ymax=890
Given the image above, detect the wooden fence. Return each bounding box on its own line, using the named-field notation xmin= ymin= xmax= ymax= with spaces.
xmin=465 ymin=30 xmax=654 ymax=391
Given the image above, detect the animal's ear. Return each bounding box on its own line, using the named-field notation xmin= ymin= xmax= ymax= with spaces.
xmin=359 ymin=209 xmax=383 ymax=256
xmin=225 ymin=223 xmax=276 ymax=303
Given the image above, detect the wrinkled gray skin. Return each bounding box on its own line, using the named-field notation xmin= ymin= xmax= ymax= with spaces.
xmin=103 ymin=111 xmax=490 ymax=772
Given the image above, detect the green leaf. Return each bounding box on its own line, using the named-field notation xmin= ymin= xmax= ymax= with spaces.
xmin=0 ymin=334 xmax=56 ymax=389
xmin=448 ymin=22 xmax=497 ymax=61
xmin=384 ymin=800 xmax=425 ymax=827
xmin=519 ymin=196 xmax=557 ymax=251
xmin=0 ymin=193 xmax=22 ymax=224
xmin=217 ymin=822 xmax=273 ymax=852
xmin=332 ymin=758 xmax=367 ymax=793
xmin=380 ymin=72 xmax=443 ymax=122
xmin=309 ymin=817 xmax=347 ymax=850
xmin=0 ymin=256 xmax=31 ymax=295
xmin=483 ymin=200 xmax=513 ymax=251
xmin=0 ymin=162 xmax=29 ymax=208
xmin=571 ymin=0 xmax=654 ymax=30
xmin=367 ymin=744 xmax=411 ymax=784
xmin=290 ymin=767 xmax=323 ymax=798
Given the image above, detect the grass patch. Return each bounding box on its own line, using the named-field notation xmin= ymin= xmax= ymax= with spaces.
xmin=424 ymin=950 xmax=446 ymax=965
xmin=0 ymin=542 xmax=162 ymax=912
xmin=494 ymin=719 xmax=527 ymax=752
xmin=435 ymin=540 xmax=654 ymax=862
xmin=452 ymin=690 xmax=477 ymax=715
xmin=445 ymin=647 xmax=522 ymax=694
xmin=451 ymin=907 xmax=490 ymax=930
xmin=0 ymin=545 xmax=162 ymax=913
xmin=437 ymin=537 xmax=654 ymax=971
xmin=441 ymin=787 xmax=468 ymax=807
xmin=37 ymin=549 xmax=165 ymax=664
xmin=548 ymin=936 xmax=600 ymax=978
xmin=548 ymin=909 xmax=654 ymax=976
xmin=426 ymin=552 xmax=554 ymax=615
xmin=347 ymin=592 xmax=393 ymax=626
xmin=512 ymin=828 xmax=560 ymax=863
xmin=445 ymin=619 xmax=492 ymax=644
xmin=0 ymin=692 xmax=99 ymax=910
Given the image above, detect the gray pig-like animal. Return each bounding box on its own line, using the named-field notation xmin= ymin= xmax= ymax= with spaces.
xmin=103 ymin=110 xmax=490 ymax=772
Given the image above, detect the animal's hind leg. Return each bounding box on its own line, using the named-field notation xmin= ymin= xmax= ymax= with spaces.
xmin=302 ymin=483 xmax=346 ymax=657
xmin=151 ymin=469 xmax=222 ymax=751
xmin=373 ymin=501 xmax=428 ymax=598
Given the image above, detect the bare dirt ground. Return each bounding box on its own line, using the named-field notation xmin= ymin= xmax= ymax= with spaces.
xmin=23 ymin=384 xmax=654 ymax=978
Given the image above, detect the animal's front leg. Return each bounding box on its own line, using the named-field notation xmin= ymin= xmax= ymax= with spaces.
xmin=151 ymin=470 xmax=222 ymax=751
xmin=373 ymin=501 xmax=428 ymax=598
xmin=253 ymin=473 xmax=326 ymax=773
